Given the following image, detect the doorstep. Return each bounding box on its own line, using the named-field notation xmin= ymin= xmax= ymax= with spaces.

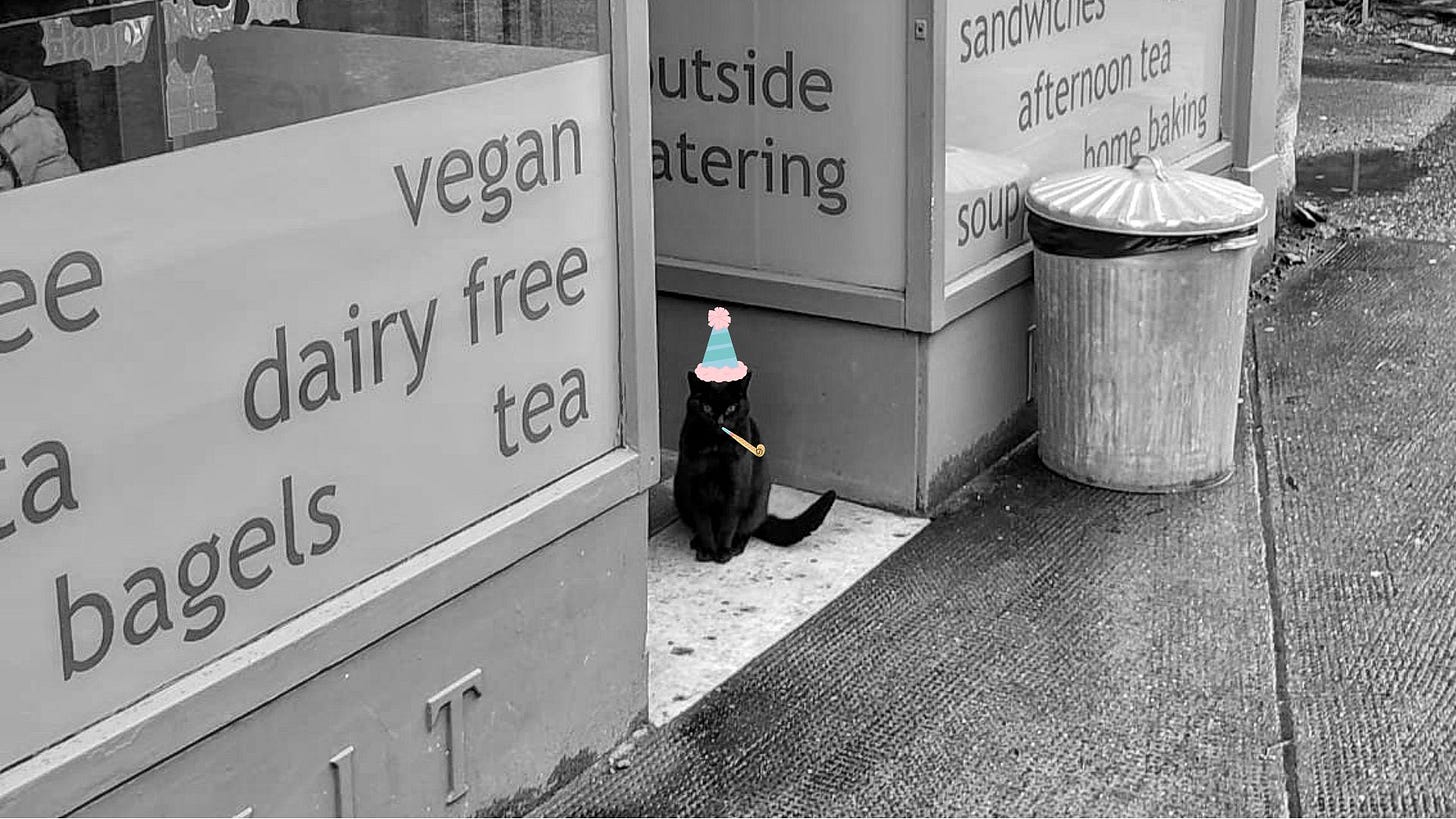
xmin=645 ymin=450 xmax=930 ymax=726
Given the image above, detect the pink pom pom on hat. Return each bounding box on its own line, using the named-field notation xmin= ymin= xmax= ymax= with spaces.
xmin=694 ymin=307 xmax=748 ymax=382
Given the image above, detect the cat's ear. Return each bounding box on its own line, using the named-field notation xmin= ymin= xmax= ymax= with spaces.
xmin=742 ymin=370 xmax=753 ymax=388
xmin=687 ymin=370 xmax=700 ymax=392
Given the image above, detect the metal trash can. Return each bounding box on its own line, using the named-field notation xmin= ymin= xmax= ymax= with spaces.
xmin=1025 ymin=155 xmax=1267 ymax=493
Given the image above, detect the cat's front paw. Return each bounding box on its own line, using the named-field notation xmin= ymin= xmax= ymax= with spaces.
xmin=693 ymin=549 xmax=714 ymax=562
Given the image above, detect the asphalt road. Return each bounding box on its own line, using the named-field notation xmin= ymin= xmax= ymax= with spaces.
xmin=1299 ymin=32 xmax=1456 ymax=243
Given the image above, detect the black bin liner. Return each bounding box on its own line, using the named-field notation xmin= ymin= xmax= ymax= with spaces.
xmin=1026 ymin=211 xmax=1258 ymax=259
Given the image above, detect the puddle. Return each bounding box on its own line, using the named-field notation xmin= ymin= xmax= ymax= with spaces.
xmin=1297 ymin=148 xmax=1427 ymax=198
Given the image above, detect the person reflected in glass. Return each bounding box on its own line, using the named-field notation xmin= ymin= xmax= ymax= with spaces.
xmin=0 ymin=69 xmax=79 ymax=192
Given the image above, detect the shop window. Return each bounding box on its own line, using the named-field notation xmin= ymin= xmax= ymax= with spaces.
xmin=0 ymin=0 xmax=602 ymax=190
xmin=942 ymin=0 xmax=1227 ymax=278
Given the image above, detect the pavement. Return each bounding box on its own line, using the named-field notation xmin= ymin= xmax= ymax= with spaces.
xmin=529 ymin=43 xmax=1456 ymax=818
xmin=1257 ymin=238 xmax=1456 ymax=815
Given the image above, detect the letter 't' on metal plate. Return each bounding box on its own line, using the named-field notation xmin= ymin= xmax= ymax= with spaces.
xmin=426 ymin=668 xmax=484 ymax=804
xmin=330 ymin=745 xmax=357 ymax=818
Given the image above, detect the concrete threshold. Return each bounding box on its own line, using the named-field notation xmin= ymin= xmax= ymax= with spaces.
xmin=645 ymin=450 xmax=930 ymax=726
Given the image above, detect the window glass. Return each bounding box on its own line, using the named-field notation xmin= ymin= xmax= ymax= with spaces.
xmin=0 ymin=0 xmax=603 ymax=189
xmin=942 ymin=0 xmax=1227 ymax=278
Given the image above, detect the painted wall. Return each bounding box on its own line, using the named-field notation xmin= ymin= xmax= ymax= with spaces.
xmin=923 ymin=282 xmax=1036 ymax=509
xmin=70 ymin=496 xmax=648 ymax=818
xmin=660 ymin=285 xmax=1038 ymax=515
xmin=658 ymin=296 xmax=921 ymax=511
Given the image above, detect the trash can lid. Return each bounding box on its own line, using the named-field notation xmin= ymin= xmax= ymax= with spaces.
xmin=1025 ymin=154 xmax=1267 ymax=237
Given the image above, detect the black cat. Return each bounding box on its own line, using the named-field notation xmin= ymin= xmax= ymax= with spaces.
xmin=673 ymin=371 xmax=837 ymax=564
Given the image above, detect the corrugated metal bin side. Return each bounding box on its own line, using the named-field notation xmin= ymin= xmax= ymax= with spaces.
xmin=1033 ymin=239 xmax=1257 ymax=492
xmin=1026 ymin=154 xmax=1266 ymax=493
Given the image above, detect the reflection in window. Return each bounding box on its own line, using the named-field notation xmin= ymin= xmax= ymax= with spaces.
xmin=0 ymin=0 xmax=602 ymax=190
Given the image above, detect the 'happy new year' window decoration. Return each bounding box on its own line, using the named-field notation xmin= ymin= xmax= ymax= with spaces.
xmin=243 ymin=0 xmax=301 ymax=28
xmin=162 ymin=0 xmax=301 ymax=44
xmin=40 ymin=15 xmax=154 ymax=70
xmin=35 ymin=0 xmax=302 ymax=73
xmin=162 ymin=0 xmax=237 ymax=44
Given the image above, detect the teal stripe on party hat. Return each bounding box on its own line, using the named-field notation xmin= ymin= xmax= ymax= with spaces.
xmin=702 ymin=328 xmax=737 ymax=366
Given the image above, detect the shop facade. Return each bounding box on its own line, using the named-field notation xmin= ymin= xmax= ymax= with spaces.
xmin=648 ymin=0 xmax=1281 ymax=513
xmin=0 ymin=0 xmax=1283 ymax=813
xmin=0 ymin=0 xmax=657 ymax=814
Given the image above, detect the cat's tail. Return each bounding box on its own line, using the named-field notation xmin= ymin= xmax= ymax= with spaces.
xmin=754 ymin=490 xmax=838 ymax=547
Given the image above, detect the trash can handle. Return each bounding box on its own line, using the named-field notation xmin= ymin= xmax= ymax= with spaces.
xmin=1128 ymin=154 xmax=1170 ymax=182
xmin=1210 ymin=234 xmax=1260 ymax=252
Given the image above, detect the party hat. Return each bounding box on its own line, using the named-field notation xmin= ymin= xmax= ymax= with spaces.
xmin=694 ymin=307 xmax=748 ymax=382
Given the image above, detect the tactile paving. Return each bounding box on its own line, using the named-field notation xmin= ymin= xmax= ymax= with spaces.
xmin=535 ymin=403 xmax=1284 ymax=816
xmin=1252 ymin=238 xmax=1456 ymax=816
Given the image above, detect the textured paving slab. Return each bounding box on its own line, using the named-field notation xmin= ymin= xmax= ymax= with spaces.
xmin=1252 ymin=238 xmax=1456 ymax=816
xmin=536 ymin=418 xmax=1285 ymax=815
